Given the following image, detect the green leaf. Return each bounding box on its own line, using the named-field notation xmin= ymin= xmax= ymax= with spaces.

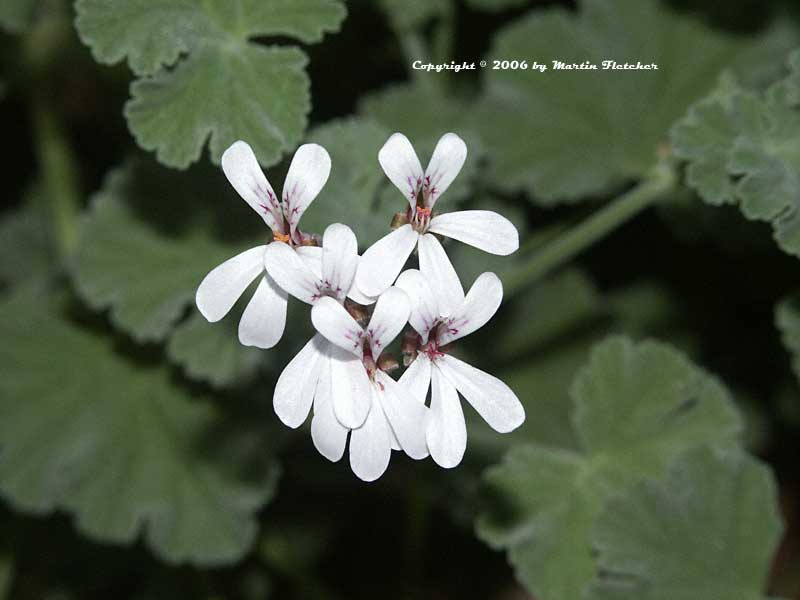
xmin=0 ymin=288 xmax=279 ymax=565
xmin=476 ymin=0 xmax=795 ymax=204
xmin=466 ymin=275 xmax=692 ymax=455
xmin=476 ymin=336 xmax=742 ymax=600
xmin=586 ymin=448 xmax=782 ymax=600
xmin=72 ymin=159 xmax=263 ymax=344
xmin=672 ymin=50 xmax=800 ymax=258
xmin=465 ymin=269 xmax=604 ymax=453
xmin=0 ymin=204 xmax=54 ymax=290
xmin=303 ymin=117 xmax=397 ymax=246
xmin=776 ymin=292 xmax=800 ymax=383
xmin=0 ymin=0 xmax=37 ymax=32
xmin=75 ymin=0 xmax=346 ymax=168
xmin=167 ymin=311 xmax=266 ymax=388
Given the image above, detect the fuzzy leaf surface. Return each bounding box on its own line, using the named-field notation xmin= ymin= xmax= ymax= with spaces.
xmin=477 ymin=0 xmax=794 ymax=204
xmin=75 ymin=0 xmax=346 ymax=168
xmin=586 ymin=448 xmax=782 ymax=600
xmin=476 ymin=337 xmax=741 ymax=600
xmin=72 ymin=160 xmax=264 ymax=344
xmin=672 ymin=51 xmax=800 ymax=258
xmin=0 ymin=288 xmax=278 ymax=565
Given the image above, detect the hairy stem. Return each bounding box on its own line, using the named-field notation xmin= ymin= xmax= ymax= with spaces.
xmin=504 ymin=161 xmax=677 ymax=296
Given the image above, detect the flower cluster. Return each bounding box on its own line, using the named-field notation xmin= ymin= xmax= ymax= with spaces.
xmin=196 ymin=133 xmax=525 ymax=481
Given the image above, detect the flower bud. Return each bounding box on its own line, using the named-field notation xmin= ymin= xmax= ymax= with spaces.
xmin=377 ymin=353 xmax=399 ymax=373
xmin=390 ymin=212 xmax=410 ymax=229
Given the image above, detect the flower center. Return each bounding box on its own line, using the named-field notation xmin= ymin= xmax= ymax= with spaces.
xmin=311 ymin=279 xmax=343 ymax=303
xmin=412 ymin=175 xmax=437 ymax=208
xmin=359 ymin=335 xmax=399 ymax=389
xmin=362 ymin=338 xmax=378 ymax=380
xmin=273 ymin=232 xmax=291 ymax=244
xmin=403 ymin=319 xmax=457 ymax=364
xmin=410 ymin=206 xmax=432 ymax=233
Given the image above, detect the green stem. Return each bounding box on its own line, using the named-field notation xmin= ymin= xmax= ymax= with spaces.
xmin=432 ymin=0 xmax=456 ymax=79
xmin=22 ymin=1 xmax=82 ymax=260
xmin=31 ymin=93 xmax=81 ymax=259
xmin=400 ymin=30 xmax=434 ymax=89
xmin=503 ymin=162 xmax=677 ymax=296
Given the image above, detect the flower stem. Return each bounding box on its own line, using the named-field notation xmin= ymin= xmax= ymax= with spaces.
xmin=400 ymin=30 xmax=435 ymax=90
xmin=31 ymin=95 xmax=82 ymax=259
xmin=24 ymin=3 xmax=82 ymax=259
xmin=503 ymin=161 xmax=677 ymax=296
xmin=432 ymin=1 xmax=456 ymax=79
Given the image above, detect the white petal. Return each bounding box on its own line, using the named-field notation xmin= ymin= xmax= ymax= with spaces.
xmin=322 ymin=223 xmax=358 ymax=303
xmin=395 ymin=269 xmax=440 ymax=342
xmin=238 ymin=273 xmax=288 ymax=349
xmin=427 ymin=364 xmax=467 ymax=468
xmin=296 ymin=245 xmax=323 ymax=279
xmin=311 ymin=356 xmax=348 ymax=462
xmin=438 ymin=354 xmax=525 ymax=433
xmin=221 ymin=141 xmax=282 ymax=232
xmin=438 ymin=272 xmax=503 ymax=346
xmin=423 ymin=133 xmax=467 ymax=209
xmin=375 ymin=372 xmax=429 ymax=460
xmin=355 ymin=225 xmax=419 ymax=297
xmin=429 ymin=210 xmax=519 ymax=256
xmin=196 ymin=245 xmax=266 ymax=322
xmin=349 ymin=391 xmax=393 ymax=482
xmin=347 ymin=265 xmax=378 ymax=305
xmin=311 ymin=297 xmax=364 ymax=357
xmin=378 ymin=132 xmax=424 ymax=208
xmin=418 ymin=233 xmax=464 ymax=317
xmin=399 ymin=353 xmax=432 ymax=404
xmin=330 ymin=347 xmax=372 ymax=429
xmin=263 ymin=241 xmax=319 ymax=304
xmin=366 ymin=287 xmax=410 ymax=359
xmin=274 ymin=334 xmax=326 ymax=428
xmin=389 ymin=425 xmax=401 ymax=452
xmin=282 ymin=143 xmax=331 ymax=236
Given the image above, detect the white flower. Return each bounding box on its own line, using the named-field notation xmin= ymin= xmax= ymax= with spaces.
xmin=311 ymin=287 xmax=429 ymax=482
xmin=264 ymin=222 xmax=374 ymax=307
xmin=266 ymin=222 xmax=372 ymax=461
xmin=395 ymin=269 xmax=525 ymax=468
xmin=195 ymin=140 xmax=331 ymax=349
xmin=355 ymin=132 xmax=519 ymax=316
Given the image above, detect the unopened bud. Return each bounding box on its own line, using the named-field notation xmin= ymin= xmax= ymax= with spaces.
xmin=390 ymin=212 xmax=410 ymax=229
xmin=344 ymin=298 xmax=372 ymax=326
xmin=298 ymin=232 xmax=321 ymax=246
xmin=401 ymin=331 xmax=421 ymax=366
xmin=377 ymin=353 xmax=399 ymax=373
xmin=402 ymin=330 xmax=420 ymax=355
